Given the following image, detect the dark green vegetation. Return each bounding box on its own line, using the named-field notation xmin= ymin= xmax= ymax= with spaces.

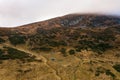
xmin=60 ymin=48 xmax=67 ymax=56
xmin=105 ymin=69 xmax=116 ymax=78
xmin=0 ymin=14 xmax=120 ymax=56
xmin=69 ymin=49 xmax=75 ymax=55
xmin=0 ymin=47 xmax=36 ymax=62
xmin=95 ymin=67 xmax=116 ymax=79
xmin=9 ymin=35 xmax=26 ymax=45
xmin=27 ymin=26 xmax=119 ymax=55
xmin=0 ymin=14 xmax=120 ymax=80
xmin=0 ymin=38 xmax=5 ymax=44
xmin=0 ymin=49 xmax=3 ymax=55
xmin=95 ymin=67 xmax=105 ymax=76
xmin=113 ymin=64 xmax=120 ymax=72
xmin=32 ymin=47 xmax=52 ymax=52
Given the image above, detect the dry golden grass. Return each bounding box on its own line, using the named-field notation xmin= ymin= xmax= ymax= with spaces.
xmin=0 ymin=44 xmax=120 ymax=80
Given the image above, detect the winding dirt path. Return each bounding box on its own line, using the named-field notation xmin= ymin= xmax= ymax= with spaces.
xmin=3 ymin=43 xmax=62 ymax=80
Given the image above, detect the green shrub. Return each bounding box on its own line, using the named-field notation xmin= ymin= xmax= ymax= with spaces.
xmin=59 ymin=41 xmax=67 ymax=46
xmin=60 ymin=48 xmax=67 ymax=57
xmin=6 ymin=47 xmax=29 ymax=59
xmin=0 ymin=49 xmax=4 ymax=59
xmin=0 ymin=38 xmax=5 ymax=44
xmin=95 ymin=67 xmax=116 ymax=78
xmin=0 ymin=49 xmax=3 ymax=54
xmin=48 ymin=41 xmax=59 ymax=47
xmin=75 ymin=46 xmax=83 ymax=52
xmin=39 ymin=47 xmax=52 ymax=51
xmin=9 ymin=35 xmax=26 ymax=45
xmin=88 ymin=42 xmax=113 ymax=54
xmin=95 ymin=67 xmax=105 ymax=76
xmin=31 ymin=47 xmax=52 ymax=52
xmin=105 ymin=69 xmax=116 ymax=78
xmin=113 ymin=64 xmax=120 ymax=72
xmin=69 ymin=49 xmax=75 ymax=55
xmin=0 ymin=47 xmax=36 ymax=62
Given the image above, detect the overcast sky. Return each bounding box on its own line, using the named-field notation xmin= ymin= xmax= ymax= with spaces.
xmin=0 ymin=0 xmax=120 ymax=27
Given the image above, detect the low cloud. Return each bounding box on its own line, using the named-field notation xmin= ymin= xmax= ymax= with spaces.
xmin=0 ymin=0 xmax=120 ymax=27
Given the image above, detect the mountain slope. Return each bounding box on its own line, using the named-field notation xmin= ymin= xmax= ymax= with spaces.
xmin=0 ymin=14 xmax=120 ymax=80
xmin=0 ymin=14 xmax=120 ymax=35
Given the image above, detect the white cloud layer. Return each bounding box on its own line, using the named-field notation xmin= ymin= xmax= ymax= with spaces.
xmin=0 ymin=0 xmax=120 ymax=27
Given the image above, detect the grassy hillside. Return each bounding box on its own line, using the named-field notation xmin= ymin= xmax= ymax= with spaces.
xmin=0 ymin=14 xmax=120 ymax=80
